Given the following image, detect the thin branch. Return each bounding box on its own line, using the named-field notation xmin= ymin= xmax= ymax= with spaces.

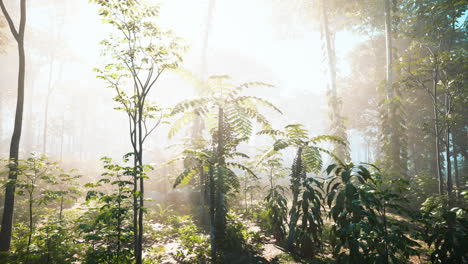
xmin=0 ymin=0 xmax=19 ymax=41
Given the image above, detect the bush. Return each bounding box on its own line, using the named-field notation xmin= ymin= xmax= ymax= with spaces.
xmin=420 ymin=195 xmax=468 ymax=263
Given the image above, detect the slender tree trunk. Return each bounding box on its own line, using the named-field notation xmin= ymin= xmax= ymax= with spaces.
xmin=197 ymin=0 xmax=215 ymax=227
xmin=244 ymin=179 xmax=248 ymax=212
xmin=320 ymin=0 xmax=349 ymax=162
xmin=453 ymin=150 xmax=460 ymax=199
xmin=321 ymin=0 xmax=336 ymax=98
xmin=42 ymin=59 xmax=55 ymax=155
xmin=432 ymin=62 xmax=443 ymax=195
xmin=137 ymin=106 xmax=144 ymax=264
xmin=201 ymin=0 xmax=215 ymax=79
xmin=117 ymin=191 xmax=122 ymax=262
xmin=384 ymin=0 xmax=393 ymax=100
xmin=26 ymin=192 xmax=33 ymax=264
xmin=214 ymin=107 xmax=225 ymax=255
xmin=445 ymin=113 xmax=452 ymax=205
xmin=59 ymin=196 xmax=64 ymax=222
xmin=0 ymin=0 xmax=27 ymax=253
xmin=209 ymin=165 xmax=216 ymax=262
xmin=270 ymin=167 xmax=273 ymax=189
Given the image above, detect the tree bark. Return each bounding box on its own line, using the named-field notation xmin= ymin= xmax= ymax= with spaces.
xmin=432 ymin=60 xmax=443 ymax=195
xmin=0 ymin=0 xmax=27 ymax=253
xmin=320 ymin=0 xmax=349 ymax=162
xmin=209 ymin=165 xmax=216 ymax=263
xmin=384 ymin=0 xmax=393 ymax=100
xmin=214 ymin=106 xmax=226 ymax=255
xmin=445 ymin=100 xmax=452 ymax=205
xmin=453 ymin=149 xmax=460 ymax=199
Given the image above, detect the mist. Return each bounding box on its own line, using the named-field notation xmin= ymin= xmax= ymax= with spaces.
xmin=0 ymin=0 xmax=466 ymax=263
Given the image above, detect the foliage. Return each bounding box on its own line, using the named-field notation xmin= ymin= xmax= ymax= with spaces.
xmin=91 ymin=0 xmax=185 ymax=261
xmin=152 ymin=203 xmax=175 ymax=224
xmin=259 ymin=124 xmax=342 ymax=255
xmin=326 ymin=163 xmax=420 ymax=263
xmin=174 ymin=220 xmax=210 ymax=263
xmin=264 ymin=185 xmax=288 ymax=241
xmin=294 ymin=177 xmax=324 ymax=258
xmin=79 ymin=157 xmax=135 ymax=264
xmin=170 ymin=74 xmax=281 ymax=260
xmin=223 ymin=213 xmax=263 ymax=255
xmin=1 ymin=154 xmax=81 ymax=264
xmin=419 ymin=196 xmax=468 ymax=264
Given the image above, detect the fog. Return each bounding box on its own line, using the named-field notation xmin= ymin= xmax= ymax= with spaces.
xmin=0 ymin=0 xmax=367 ymax=171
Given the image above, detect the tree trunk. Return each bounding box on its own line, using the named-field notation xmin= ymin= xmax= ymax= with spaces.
xmin=209 ymin=165 xmax=216 ymax=263
xmin=201 ymin=0 xmax=215 ymax=79
xmin=214 ymin=107 xmax=225 ymax=254
xmin=137 ymin=105 xmax=144 ymax=264
xmin=432 ymin=61 xmax=443 ymax=195
xmin=26 ymin=193 xmax=33 ymax=264
xmin=197 ymin=0 xmax=215 ymax=227
xmin=320 ymin=0 xmax=336 ymax=98
xmin=445 ymin=104 xmax=452 ymax=206
xmin=384 ymin=0 xmax=393 ymax=100
xmin=320 ymin=0 xmax=349 ymax=162
xmin=0 ymin=0 xmax=27 ymax=253
xmin=453 ymin=149 xmax=460 ymax=199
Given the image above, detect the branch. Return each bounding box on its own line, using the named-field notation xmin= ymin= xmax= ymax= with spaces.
xmin=142 ymin=113 xmax=162 ymax=143
xmin=0 ymin=0 xmax=19 ymax=41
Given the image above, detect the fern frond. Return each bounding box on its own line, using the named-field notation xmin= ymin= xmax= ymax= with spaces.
xmin=235 ymin=96 xmax=282 ymax=114
xmin=257 ymin=129 xmax=285 ymax=137
xmin=171 ymin=97 xmax=211 ymax=115
xmin=302 ymin=146 xmax=323 ymax=174
xmin=168 ymin=112 xmax=196 ymax=138
xmin=273 ymin=138 xmax=291 ymax=151
xmin=173 ymin=166 xmax=202 ymax=188
xmin=227 ymin=162 xmax=257 ymax=178
xmin=309 ymin=135 xmax=345 ymax=145
xmin=314 ymin=146 xmax=344 ymax=166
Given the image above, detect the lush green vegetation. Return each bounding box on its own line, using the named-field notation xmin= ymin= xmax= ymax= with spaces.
xmin=0 ymin=0 xmax=466 ymax=263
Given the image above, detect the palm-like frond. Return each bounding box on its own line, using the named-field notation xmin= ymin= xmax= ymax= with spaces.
xmin=173 ymin=165 xmax=203 ymax=188
xmin=235 ymin=95 xmax=282 ymax=114
xmin=168 ymin=111 xmax=196 ymax=138
xmin=170 ymin=97 xmax=211 ymax=116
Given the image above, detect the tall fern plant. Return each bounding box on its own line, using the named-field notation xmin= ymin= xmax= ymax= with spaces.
xmin=170 ymin=75 xmax=281 ymax=262
xmin=259 ymin=124 xmax=343 ymax=256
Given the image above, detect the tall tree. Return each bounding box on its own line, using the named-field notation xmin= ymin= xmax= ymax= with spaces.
xmin=171 ymin=75 xmax=281 ymax=262
xmin=92 ymin=1 xmax=183 ymax=262
xmin=320 ymin=0 xmax=350 ymax=162
xmin=0 ymin=0 xmax=27 ymax=254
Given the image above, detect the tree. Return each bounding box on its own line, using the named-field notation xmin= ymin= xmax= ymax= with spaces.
xmin=92 ymin=0 xmax=183 ymax=262
xmin=15 ymin=153 xmax=54 ymax=263
xmin=171 ymin=75 xmax=281 ymax=262
xmin=398 ymin=0 xmax=466 ymax=202
xmin=0 ymin=0 xmax=27 ymax=254
xmin=319 ymin=0 xmax=350 ymax=162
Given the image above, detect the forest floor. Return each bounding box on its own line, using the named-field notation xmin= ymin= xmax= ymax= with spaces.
xmin=144 ymin=209 xmax=431 ymax=264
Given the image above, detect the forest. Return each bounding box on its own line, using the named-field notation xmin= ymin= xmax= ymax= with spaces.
xmin=0 ymin=0 xmax=466 ymax=263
